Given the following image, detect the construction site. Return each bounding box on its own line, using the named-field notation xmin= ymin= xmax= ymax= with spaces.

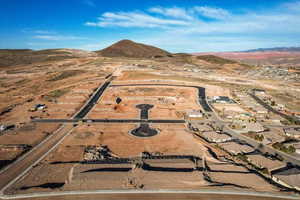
xmin=0 ymin=39 xmax=299 ymax=200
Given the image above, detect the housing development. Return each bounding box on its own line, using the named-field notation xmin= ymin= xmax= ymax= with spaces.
xmin=0 ymin=39 xmax=300 ymax=200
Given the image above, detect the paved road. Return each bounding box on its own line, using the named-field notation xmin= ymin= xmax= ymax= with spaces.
xmin=262 ymin=124 xmax=300 ymax=129
xmin=0 ymin=80 xmax=111 ymax=194
xmin=74 ymin=81 xmax=111 ymax=118
xmin=32 ymin=118 xmax=186 ymax=124
xmin=0 ymin=189 xmax=298 ymax=200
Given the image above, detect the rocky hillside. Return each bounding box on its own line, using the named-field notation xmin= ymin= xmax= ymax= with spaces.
xmin=96 ymin=39 xmax=171 ymax=58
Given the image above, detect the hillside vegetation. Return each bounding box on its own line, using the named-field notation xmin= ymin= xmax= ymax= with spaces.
xmin=196 ymin=55 xmax=238 ymax=65
xmin=0 ymin=49 xmax=94 ymax=67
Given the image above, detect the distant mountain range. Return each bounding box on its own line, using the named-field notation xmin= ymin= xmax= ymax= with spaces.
xmin=2 ymin=41 xmax=300 ymax=68
xmin=241 ymin=47 xmax=300 ymax=52
xmin=194 ymin=46 xmax=300 ymax=67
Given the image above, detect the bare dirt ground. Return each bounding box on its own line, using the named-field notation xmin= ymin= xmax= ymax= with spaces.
xmin=1 ymin=53 xmax=299 ymax=196
xmin=54 ymin=123 xmax=206 ymax=158
xmin=88 ymin=86 xmax=199 ymax=119
xmin=0 ymin=57 xmax=110 ymax=170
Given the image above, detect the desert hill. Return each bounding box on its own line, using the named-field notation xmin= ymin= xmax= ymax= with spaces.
xmin=96 ymin=39 xmax=171 ymax=58
xmin=0 ymin=49 xmax=96 ymax=67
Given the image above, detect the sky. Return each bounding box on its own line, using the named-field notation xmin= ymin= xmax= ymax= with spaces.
xmin=0 ymin=0 xmax=300 ymax=52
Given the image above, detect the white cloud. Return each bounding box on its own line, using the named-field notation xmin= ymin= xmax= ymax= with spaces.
xmin=83 ymin=2 xmax=300 ymax=52
xmin=85 ymin=2 xmax=300 ymax=35
xmin=149 ymin=7 xmax=193 ymax=20
xmin=21 ymin=29 xmax=56 ymax=34
xmin=33 ymin=30 xmax=56 ymax=34
xmin=193 ymin=6 xmax=231 ymax=19
xmin=33 ymin=34 xmax=86 ymax=41
xmin=85 ymin=11 xmax=191 ymax=28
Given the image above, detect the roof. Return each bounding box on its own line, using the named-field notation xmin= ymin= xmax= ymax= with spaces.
xmin=187 ymin=110 xmax=203 ymax=116
xmin=247 ymin=154 xmax=285 ymax=171
xmin=203 ymin=131 xmax=231 ymax=142
xmin=273 ymin=167 xmax=300 ymax=188
xmin=262 ymin=131 xmax=286 ymax=144
xmin=284 ymin=128 xmax=300 ymax=136
xmin=239 ymin=122 xmax=265 ymax=133
xmin=253 ymin=89 xmax=265 ymax=92
xmin=220 ymin=141 xmax=254 ymax=155
xmin=190 ymin=123 xmax=212 ymax=132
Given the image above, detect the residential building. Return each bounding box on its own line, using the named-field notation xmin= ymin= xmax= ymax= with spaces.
xmin=271 ymin=167 xmax=300 ymax=191
xmin=220 ymin=141 xmax=254 ymax=155
xmin=246 ymin=154 xmax=286 ymax=173
xmin=284 ymin=128 xmax=300 ymax=139
xmin=202 ymin=131 xmax=232 ymax=143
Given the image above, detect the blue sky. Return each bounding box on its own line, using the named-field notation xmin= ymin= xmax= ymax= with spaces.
xmin=0 ymin=0 xmax=300 ymax=52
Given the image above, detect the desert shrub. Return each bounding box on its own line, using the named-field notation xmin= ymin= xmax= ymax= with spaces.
xmin=43 ymin=88 xmax=70 ymax=101
xmin=48 ymin=70 xmax=85 ymax=81
xmin=272 ymin=142 xmax=296 ymax=154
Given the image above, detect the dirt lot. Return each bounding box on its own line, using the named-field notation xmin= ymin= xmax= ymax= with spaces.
xmin=88 ymin=86 xmax=200 ymax=119
xmin=207 ymin=162 xmax=278 ymax=192
xmin=51 ymin=123 xmax=206 ymax=158
xmin=0 ymin=123 xmax=59 ymax=169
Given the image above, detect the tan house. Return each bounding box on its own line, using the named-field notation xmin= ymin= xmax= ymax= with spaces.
xmin=246 ymin=154 xmax=286 ymax=173
xmin=271 ymin=167 xmax=300 ymax=191
xmin=284 ymin=128 xmax=300 ymax=139
xmin=220 ymin=141 xmax=254 ymax=155
xmin=203 ymin=131 xmax=232 ymax=143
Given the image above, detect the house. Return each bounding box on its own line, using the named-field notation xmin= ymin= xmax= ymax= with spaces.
xmin=202 ymin=131 xmax=232 ymax=143
xmin=234 ymin=113 xmax=253 ymax=121
xmin=244 ymin=122 xmax=265 ymax=133
xmin=212 ymin=96 xmax=235 ymax=104
xmin=0 ymin=124 xmax=15 ymax=132
xmin=253 ymin=89 xmax=266 ymax=95
xmin=256 ymin=108 xmax=268 ymax=114
xmin=188 ymin=122 xmax=212 ymax=132
xmin=293 ymin=143 xmax=300 ymax=154
xmin=220 ymin=141 xmax=254 ymax=155
xmin=231 ymin=120 xmax=265 ymax=133
xmin=246 ymin=154 xmax=286 ymax=173
xmin=186 ymin=110 xmax=203 ymax=119
xmin=35 ymin=104 xmax=47 ymax=110
xmin=262 ymin=131 xmax=286 ymax=145
xmin=271 ymin=167 xmax=300 ymax=191
xmin=0 ymin=125 xmax=5 ymax=132
xmin=283 ymin=127 xmax=300 ymax=139
xmin=30 ymin=104 xmax=47 ymax=112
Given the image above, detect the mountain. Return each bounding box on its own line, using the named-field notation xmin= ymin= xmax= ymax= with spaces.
xmin=194 ymin=47 xmax=300 ymax=67
xmin=243 ymin=47 xmax=300 ymax=52
xmin=96 ymin=39 xmax=171 ymax=58
xmin=196 ymin=55 xmax=238 ymax=65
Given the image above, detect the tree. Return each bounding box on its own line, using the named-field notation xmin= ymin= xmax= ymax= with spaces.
xmin=116 ymin=97 xmax=122 ymax=104
xmin=271 ymin=101 xmax=276 ymax=106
